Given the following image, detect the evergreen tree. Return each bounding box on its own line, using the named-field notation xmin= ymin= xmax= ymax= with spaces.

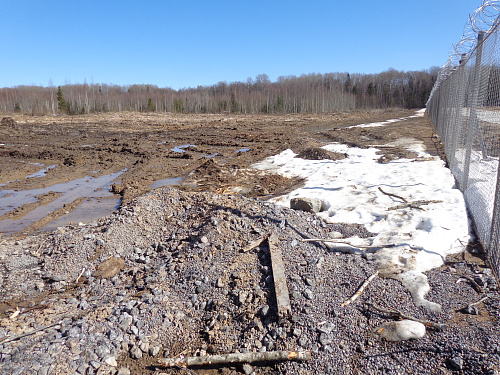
xmin=57 ymin=86 xmax=68 ymax=113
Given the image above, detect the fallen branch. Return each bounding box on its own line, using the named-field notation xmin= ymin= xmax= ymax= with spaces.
xmin=242 ymin=235 xmax=269 ymax=253
xmin=468 ymin=295 xmax=489 ymax=307
xmin=269 ymin=232 xmax=292 ymax=318
xmin=302 ymin=238 xmax=398 ymax=252
xmin=341 ymin=271 xmax=379 ymax=307
xmin=366 ymin=303 xmax=447 ymax=331
xmin=388 ymin=200 xmax=443 ymax=211
xmin=456 ymin=275 xmax=484 ymax=294
xmin=0 ymin=319 xmax=65 ymax=344
xmin=158 ymin=350 xmax=312 ymax=368
xmin=75 ymin=267 xmax=86 ymax=284
xmin=378 ymin=187 xmax=407 ymax=203
xmin=458 ymin=296 xmax=489 ymax=313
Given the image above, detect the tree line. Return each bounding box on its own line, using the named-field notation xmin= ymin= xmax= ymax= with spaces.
xmin=0 ymin=68 xmax=438 ymax=115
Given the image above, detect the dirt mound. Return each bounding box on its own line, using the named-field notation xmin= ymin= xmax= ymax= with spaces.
xmin=0 ymin=117 xmax=17 ymax=128
xmin=296 ymin=147 xmax=347 ymax=161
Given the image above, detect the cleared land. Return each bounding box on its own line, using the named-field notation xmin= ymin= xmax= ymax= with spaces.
xmin=0 ymin=110 xmax=497 ymax=375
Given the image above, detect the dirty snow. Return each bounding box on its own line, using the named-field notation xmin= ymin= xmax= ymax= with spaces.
xmin=253 ymin=110 xmax=469 ymax=312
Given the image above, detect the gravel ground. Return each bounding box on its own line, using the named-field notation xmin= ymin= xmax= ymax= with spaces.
xmin=0 ymin=186 xmax=499 ymax=375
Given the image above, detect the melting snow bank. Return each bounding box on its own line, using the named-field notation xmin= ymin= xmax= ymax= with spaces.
xmin=253 ymin=133 xmax=469 ymax=313
xmin=346 ymin=108 xmax=426 ymax=129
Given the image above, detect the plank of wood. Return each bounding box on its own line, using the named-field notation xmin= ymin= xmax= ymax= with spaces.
xmin=268 ymin=231 xmax=292 ymax=318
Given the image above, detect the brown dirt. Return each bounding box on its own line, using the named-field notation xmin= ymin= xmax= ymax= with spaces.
xmin=0 ymin=108 xmax=435 ymax=239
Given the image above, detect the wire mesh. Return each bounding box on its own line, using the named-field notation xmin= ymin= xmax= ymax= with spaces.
xmin=427 ymin=1 xmax=500 ymax=277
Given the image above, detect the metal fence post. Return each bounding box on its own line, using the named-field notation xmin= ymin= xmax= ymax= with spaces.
xmin=489 ymin=162 xmax=500 ymax=276
xmin=462 ymin=32 xmax=487 ymax=190
xmin=448 ymin=55 xmax=468 ymax=169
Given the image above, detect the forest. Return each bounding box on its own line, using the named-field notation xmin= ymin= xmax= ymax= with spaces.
xmin=0 ymin=68 xmax=439 ymax=115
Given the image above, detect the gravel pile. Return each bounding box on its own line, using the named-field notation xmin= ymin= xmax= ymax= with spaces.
xmin=0 ymin=186 xmax=499 ymax=375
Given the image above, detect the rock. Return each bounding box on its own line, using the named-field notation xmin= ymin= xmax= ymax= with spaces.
xmin=293 ymin=328 xmax=302 ymax=337
xmin=242 ymin=363 xmax=253 ymax=375
xmin=318 ymin=322 xmax=335 ymax=334
xmin=290 ymin=197 xmax=327 ymax=213
xmin=149 ymin=345 xmax=161 ymax=357
xmin=104 ymin=356 xmax=118 ymax=367
xmin=374 ymin=320 xmax=426 ymax=341
xmin=139 ymin=341 xmax=149 ymax=353
xmin=318 ymin=333 xmax=332 ymax=345
xmin=216 ymin=278 xmax=224 ymax=288
xmin=303 ymin=288 xmax=314 ymax=300
xmin=463 ymin=305 xmax=479 ymax=315
xmin=130 ymin=346 xmax=142 ymax=359
xmin=93 ymin=257 xmax=125 ymax=278
xmin=298 ymin=336 xmax=308 ymax=347
xmin=449 ymin=356 xmax=464 ymax=370
xmin=117 ymin=368 xmax=131 ymax=375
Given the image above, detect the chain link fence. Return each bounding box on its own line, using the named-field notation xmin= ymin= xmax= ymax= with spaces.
xmin=427 ymin=4 xmax=500 ymax=276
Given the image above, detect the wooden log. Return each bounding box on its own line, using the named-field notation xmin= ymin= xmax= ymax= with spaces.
xmin=268 ymin=231 xmax=292 ymax=318
xmin=158 ymin=350 xmax=312 ymax=367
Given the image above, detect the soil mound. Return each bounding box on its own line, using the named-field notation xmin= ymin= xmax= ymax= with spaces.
xmin=296 ymin=147 xmax=347 ymax=161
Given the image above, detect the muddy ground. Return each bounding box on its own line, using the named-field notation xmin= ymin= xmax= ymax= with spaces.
xmin=0 ymin=108 xmax=436 ymax=238
xmin=2 ymin=109 xmax=497 ymax=375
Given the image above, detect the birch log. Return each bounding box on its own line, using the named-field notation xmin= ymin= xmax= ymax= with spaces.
xmin=158 ymin=350 xmax=312 ymax=367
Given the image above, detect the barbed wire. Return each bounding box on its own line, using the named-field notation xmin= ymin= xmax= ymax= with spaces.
xmin=428 ymin=0 xmax=500 ymax=101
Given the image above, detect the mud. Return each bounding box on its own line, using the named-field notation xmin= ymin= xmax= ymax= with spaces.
xmin=0 ymin=108 xmax=431 ymax=238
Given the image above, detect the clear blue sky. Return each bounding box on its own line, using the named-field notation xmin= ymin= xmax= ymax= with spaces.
xmin=1 ymin=0 xmax=481 ymax=90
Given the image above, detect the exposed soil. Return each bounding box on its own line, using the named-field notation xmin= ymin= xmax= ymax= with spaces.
xmin=1 ymin=109 xmax=497 ymax=375
xmin=0 ymin=108 xmax=436 ymax=238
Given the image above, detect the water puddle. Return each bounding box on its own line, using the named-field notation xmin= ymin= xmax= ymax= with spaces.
xmin=0 ymin=163 xmax=58 ymax=187
xmin=41 ymin=197 xmax=121 ymax=232
xmin=0 ymin=170 xmax=125 ymax=235
xmin=150 ymin=176 xmax=183 ymax=189
xmin=171 ymin=144 xmax=197 ymax=153
xmin=205 ymin=152 xmax=219 ymax=159
xmin=236 ymin=148 xmax=251 ymax=153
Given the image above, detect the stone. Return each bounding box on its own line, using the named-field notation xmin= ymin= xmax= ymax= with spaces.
xmin=318 ymin=333 xmax=332 ymax=345
xmin=93 ymin=257 xmax=125 ymax=278
xmin=318 ymin=322 xmax=335 ymax=335
xmin=298 ymin=336 xmax=308 ymax=347
xmin=130 ymin=346 xmax=142 ymax=359
xmin=139 ymin=341 xmax=149 ymax=353
xmin=117 ymin=368 xmax=131 ymax=375
xmin=374 ymin=320 xmax=426 ymax=341
xmin=260 ymin=305 xmax=270 ymax=317
xmin=290 ymin=197 xmax=328 ymax=213
xmin=293 ymin=328 xmax=302 ymax=337
xmin=104 ymin=356 xmax=118 ymax=367
xmin=449 ymin=356 xmax=464 ymax=370
xmin=303 ymin=288 xmax=314 ymax=300
xmin=242 ymin=363 xmax=253 ymax=375
xmin=149 ymin=345 xmax=161 ymax=357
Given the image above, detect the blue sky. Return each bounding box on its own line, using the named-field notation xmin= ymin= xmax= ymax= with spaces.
xmin=1 ymin=0 xmax=481 ymax=90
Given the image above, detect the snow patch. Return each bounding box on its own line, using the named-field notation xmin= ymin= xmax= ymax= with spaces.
xmin=253 ymin=110 xmax=469 ymax=312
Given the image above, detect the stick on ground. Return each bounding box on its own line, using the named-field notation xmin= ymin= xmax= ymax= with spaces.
xmin=341 ymin=271 xmax=379 ymax=306
xmin=378 ymin=187 xmax=407 ymax=203
xmin=158 ymin=350 xmax=312 ymax=368
xmin=242 ymin=235 xmax=269 ymax=252
xmin=0 ymin=320 xmax=65 ymax=344
xmin=366 ymin=303 xmax=447 ymax=331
